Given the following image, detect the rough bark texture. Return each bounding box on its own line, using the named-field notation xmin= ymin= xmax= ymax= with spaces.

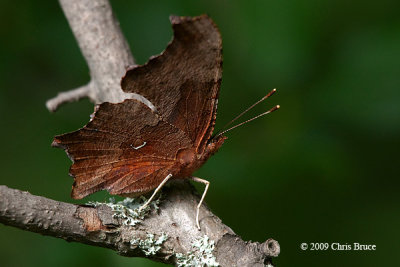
xmin=2 ymin=0 xmax=280 ymax=266
xmin=0 ymin=184 xmax=279 ymax=266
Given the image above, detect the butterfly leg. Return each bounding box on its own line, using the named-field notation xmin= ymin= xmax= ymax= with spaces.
xmin=191 ymin=177 xmax=210 ymax=230
xmin=138 ymin=173 xmax=173 ymax=212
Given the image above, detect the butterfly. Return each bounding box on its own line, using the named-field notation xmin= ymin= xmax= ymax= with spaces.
xmin=53 ymin=15 xmax=225 ymax=229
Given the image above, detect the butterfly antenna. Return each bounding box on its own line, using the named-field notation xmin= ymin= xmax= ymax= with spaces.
xmin=219 ymin=89 xmax=277 ymax=133
xmin=215 ymin=105 xmax=280 ymax=137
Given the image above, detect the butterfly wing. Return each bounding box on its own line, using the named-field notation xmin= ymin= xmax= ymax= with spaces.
xmin=53 ymin=99 xmax=192 ymax=199
xmin=121 ymin=15 xmax=222 ymax=154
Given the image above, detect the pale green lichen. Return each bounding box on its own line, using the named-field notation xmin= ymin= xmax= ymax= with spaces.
xmin=87 ymin=196 xmax=167 ymax=256
xmin=176 ymin=235 xmax=219 ymax=267
xmin=87 ymin=195 xmax=161 ymax=226
xmin=130 ymin=233 xmax=169 ymax=256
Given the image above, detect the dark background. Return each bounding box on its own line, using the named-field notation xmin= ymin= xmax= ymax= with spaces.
xmin=1 ymin=0 xmax=399 ymax=266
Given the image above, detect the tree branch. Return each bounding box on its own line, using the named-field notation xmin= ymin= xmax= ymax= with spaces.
xmin=46 ymin=0 xmax=149 ymax=111
xmin=3 ymin=0 xmax=281 ymax=265
xmin=0 ymin=184 xmax=279 ymax=266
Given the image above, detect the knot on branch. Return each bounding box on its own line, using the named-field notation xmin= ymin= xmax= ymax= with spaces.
xmin=215 ymin=234 xmax=280 ymax=267
xmin=261 ymin=238 xmax=280 ymax=257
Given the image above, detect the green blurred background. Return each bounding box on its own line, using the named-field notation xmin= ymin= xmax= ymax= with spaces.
xmin=1 ymin=0 xmax=399 ymax=266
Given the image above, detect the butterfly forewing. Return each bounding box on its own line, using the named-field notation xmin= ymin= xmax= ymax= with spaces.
xmin=121 ymin=15 xmax=222 ymax=154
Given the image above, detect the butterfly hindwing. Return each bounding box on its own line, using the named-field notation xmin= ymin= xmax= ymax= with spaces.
xmin=53 ymin=99 xmax=192 ymax=199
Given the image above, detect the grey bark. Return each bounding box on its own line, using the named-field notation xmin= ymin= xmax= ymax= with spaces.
xmin=46 ymin=0 xmax=150 ymax=111
xmin=3 ymin=0 xmax=281 ymax=266
xmin=0 ymin=184 xmax=279 ymax=266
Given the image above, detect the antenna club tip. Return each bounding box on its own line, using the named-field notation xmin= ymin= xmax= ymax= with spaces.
xmin=276 ymin=105 xmax=280 ymax=109
xmin=272 ymin=88 xmax=277 ymax=92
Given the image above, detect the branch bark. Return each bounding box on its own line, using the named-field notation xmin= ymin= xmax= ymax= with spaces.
xmin=3 ymin=0 xmax=280 ymax=266
xmin=0 ymin=184 xmax=279 ymax=266
xmin=46 ymin=0 xmax=150 ymax=111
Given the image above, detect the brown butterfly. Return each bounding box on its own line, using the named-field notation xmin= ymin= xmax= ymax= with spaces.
xmin=53 ymin=15 xmax=278 ymax=229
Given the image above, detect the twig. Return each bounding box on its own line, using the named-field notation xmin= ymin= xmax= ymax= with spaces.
xmin=46 ymin=82 xmax=93 ymax=111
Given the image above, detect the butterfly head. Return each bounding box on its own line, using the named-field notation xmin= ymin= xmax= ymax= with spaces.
xmin=205 ymin=134 xmax=227 ymax=158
